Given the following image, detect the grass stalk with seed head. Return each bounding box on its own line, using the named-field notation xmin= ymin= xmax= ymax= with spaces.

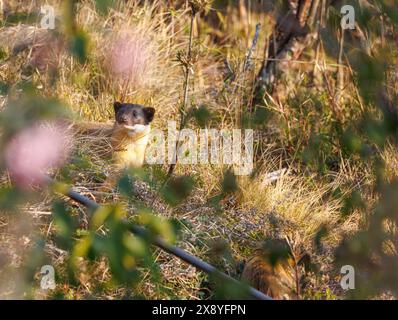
xmin=167 ymin=2 xmax=198 ymax=177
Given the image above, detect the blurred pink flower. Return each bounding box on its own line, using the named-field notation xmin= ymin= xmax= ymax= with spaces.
xmin=105 ymin=30 xmax=152 ymax=89
xmin=4 ymin=122 xmax=73 ymax=188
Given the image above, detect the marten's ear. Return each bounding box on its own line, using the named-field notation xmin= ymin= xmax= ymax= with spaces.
xmin=113 ymin=101 xmax=122 ymax=113
xmin=143 ymin=107 xmax=155 ymax=124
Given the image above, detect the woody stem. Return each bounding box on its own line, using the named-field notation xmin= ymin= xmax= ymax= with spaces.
xmin=167 ymin=9 xmax=196 ymax=177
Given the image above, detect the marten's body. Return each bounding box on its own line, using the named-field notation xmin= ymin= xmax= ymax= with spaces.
xmin=110 ymin=122 xmax=151 ymax=169
xmin=241 ymin=252 xmax=297 ymax=299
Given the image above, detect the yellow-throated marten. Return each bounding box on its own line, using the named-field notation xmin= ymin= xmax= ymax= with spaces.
xmin=75 ymin=102 xmax=155 ymax=185
xmin=241 ymin=240 xmax=309 ymax=299
xmin=110 ymin=101 xmax=155 ymax=169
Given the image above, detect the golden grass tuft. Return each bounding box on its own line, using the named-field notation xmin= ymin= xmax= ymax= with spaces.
xmin=238 ymin=165 xmax=360 ymax=248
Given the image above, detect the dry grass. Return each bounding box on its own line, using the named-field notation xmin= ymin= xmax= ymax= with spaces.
xmin=239 ymin=170 xmax=353 ymax=246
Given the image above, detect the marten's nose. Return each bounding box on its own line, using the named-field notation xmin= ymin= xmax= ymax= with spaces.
xmin=119 ymin=115 xmax=129 ymax=124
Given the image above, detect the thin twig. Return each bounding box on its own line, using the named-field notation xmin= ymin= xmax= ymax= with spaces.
xmin=344 ymin=53 xmax=365 ymax=113
xmin=167 ymin=9 xmax=196 ymax=177
xmin=243 ymin=23 xmax=261 ymax=71
xmin=335 ymin=26 xmax=345 ymax=104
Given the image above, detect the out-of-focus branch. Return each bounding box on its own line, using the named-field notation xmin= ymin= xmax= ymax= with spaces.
xmin=255 ymin=0 xmax=321 ymax=95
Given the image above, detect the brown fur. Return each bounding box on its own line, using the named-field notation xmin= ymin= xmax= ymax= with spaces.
xmin=74 ymin=120 xmax=151 ymax=169
xmin=242 ymin=253 xmax=297 ymax=299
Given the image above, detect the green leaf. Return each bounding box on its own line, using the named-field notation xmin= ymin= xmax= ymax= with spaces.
xmin=0 ymin=81 xmax=9 ymax=95
xmin=222 ymin=169 xmax=237 ymax=194
xmin=0 ymin=47 xmax=7 ymax=61
xmin=0 ymin=186 xmax=22 ymax=212
xmin=94 ymin=0 xmax=115 ymax=15
xmin=161 ymin=175 xmax=194 ymax=206
xmin=69 ymin=30 xmax=89 ymax=63
xmin=259 ymin=238 xmax=292 ymax=267
xmin=53 ymin=202 xmax=77 ymax=250
xmin=191 ymin=105 xmax=211 ymax=127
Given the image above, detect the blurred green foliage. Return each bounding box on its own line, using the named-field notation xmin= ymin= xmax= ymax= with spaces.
xmin=329 ymin=0 xmax=398 ymax=299
xmin=161 ymin=175 xmax=195 ymax=207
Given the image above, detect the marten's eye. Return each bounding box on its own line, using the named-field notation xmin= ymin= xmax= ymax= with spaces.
xmin=132 ymin=111 xmax=137 ymax=118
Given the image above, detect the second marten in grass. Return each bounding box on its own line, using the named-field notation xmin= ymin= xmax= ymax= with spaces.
xmin=241 ymin=252 xmax=296 ymax=299
xmin=241 ymin=239 xmax=309 ymax=299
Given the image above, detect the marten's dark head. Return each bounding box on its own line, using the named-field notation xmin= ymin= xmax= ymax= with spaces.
xmin=114 ymin=102 xmax=155 ymax=126
xmin=113 ymin=102 xmax=155 ymax=135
